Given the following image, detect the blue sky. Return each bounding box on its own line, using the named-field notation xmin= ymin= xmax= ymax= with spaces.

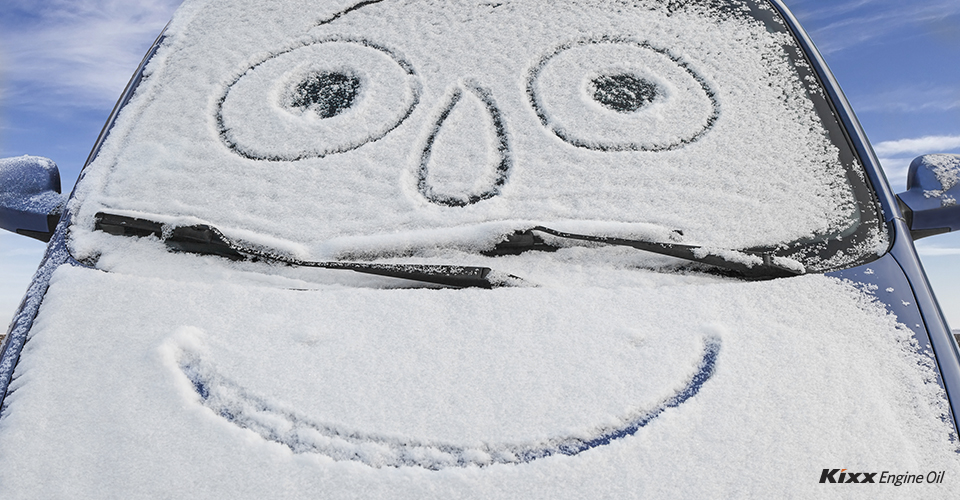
xmin=1 ymin=0 xmax=959 ymax=329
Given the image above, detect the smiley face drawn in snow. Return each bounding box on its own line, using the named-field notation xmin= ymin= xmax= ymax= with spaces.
xmin=150 ymin=0 xmax=852 ymax=469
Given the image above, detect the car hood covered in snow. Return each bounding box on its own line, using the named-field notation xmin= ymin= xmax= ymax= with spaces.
xmin=0 ymin=263 xmax=957 ymax=497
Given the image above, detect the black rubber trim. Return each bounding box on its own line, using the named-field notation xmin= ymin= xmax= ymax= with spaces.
xmin=94 ymin=212 xmax=506 ymax=289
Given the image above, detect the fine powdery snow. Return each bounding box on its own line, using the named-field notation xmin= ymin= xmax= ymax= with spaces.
xmin=0 ymin=265 xmax=956 ymax=497
xmin=70 ymin=0 xmax=864 ymax=258
xmin=1 ymin=0 xmax=955 ymax=498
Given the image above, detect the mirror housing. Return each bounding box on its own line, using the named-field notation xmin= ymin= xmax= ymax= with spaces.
xmin=896 ymin=154 xmax=960 ymax=240
xmin=0 ymin=156 xmax=68 ymax=242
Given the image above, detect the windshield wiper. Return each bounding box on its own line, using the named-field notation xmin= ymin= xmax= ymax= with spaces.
xmin=94 ymin=212 xmax=521 ymax=289
xmin=489 ymin=226 xmax=804 ymax=280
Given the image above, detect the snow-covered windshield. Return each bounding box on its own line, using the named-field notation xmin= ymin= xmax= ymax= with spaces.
xmin=70 ymin=0 xmax=886 ymax=273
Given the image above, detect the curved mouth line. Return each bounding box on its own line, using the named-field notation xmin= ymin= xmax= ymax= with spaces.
xmin=178 ymin=336 xmax=720 ymax=470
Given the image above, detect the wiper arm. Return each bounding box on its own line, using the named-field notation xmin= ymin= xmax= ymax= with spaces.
xmin=499 ymin=226 xmax=803 ymax=280
xmin=94 ymin=212 xmax=519 ymax=289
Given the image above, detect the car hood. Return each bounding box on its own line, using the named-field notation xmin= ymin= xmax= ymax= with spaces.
xmin=0 ymin=263 xmax=957 ymax=497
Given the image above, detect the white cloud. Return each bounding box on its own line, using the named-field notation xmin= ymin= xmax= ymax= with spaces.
xmin=874 ymin=135 xmax=960 ymax=156
xmin=913 ymin=222 xmax=960 ymax=260
xmin=917 ymin=245 xmax=960 ymax=256
xmin=876 ymin=156 xmax=913 ymax=190
xmin=875 ymin=136 xmax=960 ymax=189
xmin=0 ymin=0 xmax=183 ymax=111
xmin=785 ymin=0 xmax=960 ymax=54
xmin=853 ymin=85 xmax=960 ymax=114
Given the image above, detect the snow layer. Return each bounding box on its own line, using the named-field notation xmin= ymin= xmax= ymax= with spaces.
xmin=0 ymin=264 xmax=956 ymax=498
xmin=70 ymin=0 xmax=858 ymax=259
xmin=921 ymin=154 xmax=960 ymax=207
xmin=2 ymin=1 xmax=944 ymax=497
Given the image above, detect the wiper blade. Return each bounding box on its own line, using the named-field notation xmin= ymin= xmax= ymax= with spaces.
xmin=481 ymin=230 xmax=560 ymax=256
xmin=523 ymin=226 xmax=804 ymax=280
xmin=94 ymin=212 xmax=519 ymax=289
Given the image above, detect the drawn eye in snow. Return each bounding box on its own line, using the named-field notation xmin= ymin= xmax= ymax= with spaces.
xmin=527 ymin=38 xmax=720 ymax=152
xmin=417 ymin=81 xmax=513 ymax=207
xmin=217 ymin=39 xmax=420 ymax=161
xmin=287 ymin=71 xmax=362 ymax=118
xmin=590 ymin=73 xmax=660 ymax=113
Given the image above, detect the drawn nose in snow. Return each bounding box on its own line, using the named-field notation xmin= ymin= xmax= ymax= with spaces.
xmin=417 ymin=82 xmax=512 ymax=207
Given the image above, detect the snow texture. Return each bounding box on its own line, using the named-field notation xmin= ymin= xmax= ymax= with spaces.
xmin=921 ymin=154 xmax=960 ymax=207
xmin=1 ymin=0 xmax=952 ymax=497
xmin=0 ymin=266 xmax=957 ymax=498
xmin=69 ymin=0 xmax=860 ymax=260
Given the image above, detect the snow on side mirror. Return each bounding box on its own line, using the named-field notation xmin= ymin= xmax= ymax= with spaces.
xmin=896 ymin=154 xmax=960 ymax=240
xmin=0 ymin=156 xmax=67 ymax=242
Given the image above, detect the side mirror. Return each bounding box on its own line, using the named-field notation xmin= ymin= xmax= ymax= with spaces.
xmin=0 ymin=156 xmax=68 ymax=242
xmin=896 ymin=154 xmax=960 ymax=240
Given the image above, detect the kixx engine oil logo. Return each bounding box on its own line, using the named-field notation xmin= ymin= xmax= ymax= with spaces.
xmin=819 ymin=469 xmax=946 ymax=485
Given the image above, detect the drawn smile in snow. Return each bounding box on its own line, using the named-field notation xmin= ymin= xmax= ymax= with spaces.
xmin=172 ymin=297 xmax=722 ymax=469
xmin=188 ymin=0 xmax=726 ymax=469
xmin=176 ymin=329 xmax=720 ymax=469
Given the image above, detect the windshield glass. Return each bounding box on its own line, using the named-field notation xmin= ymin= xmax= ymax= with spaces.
xmin=69 ymin=0 xmax=886 ymax=274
